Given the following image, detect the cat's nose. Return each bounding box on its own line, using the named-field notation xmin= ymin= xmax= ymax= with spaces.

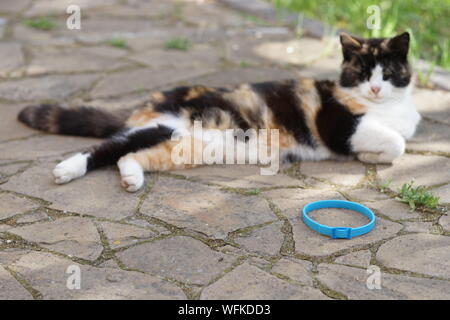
xmin=371 ymin=86 xmax=381 ymax=94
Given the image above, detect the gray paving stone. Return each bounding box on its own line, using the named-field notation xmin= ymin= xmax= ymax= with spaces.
xmin=0 ymin=248 xmax=31 ymax=265
xmin=262 ymin=188 xmax=344 ymax=219
xmin=0 ymin=0 xmax=31 ymax=13
xmin=0 ymin=103 xmax=39 ymax=142
xmin=300 ymin=161 xmax=366 ymax=186
xmin=414 ymin=88 xmax=450 ymax=125
xmin=76 ymin=46 xmax=129 ymax=59
xmin=140 ymin=177 xmax=275 ymax=239
xmin=129 ymin=44 xmax=222 ymax=70
xmin=15 ymin=209 xmax=49 ymax=224
xmin=334 ymin=250 xmax=372 ymax=268
xmin=223 ymin=33 xmax=294 ymax=66
xmin=271 ymin=258 xmax=314 ymax=286
xmin=0 ymin=161 xmax=30 ymax=176
xmin=7 ymin=251 xmax=185 ymax=299
xmin=190 ymin=67 xmax=297 ymax=87
xmin=125 ymin=25 xmax=199 ymax=51
xmin=234 ymin=221 xmax=284 ymax=256
xmin=9 ymin=217 xmax=103 ymax=260
xmin=176 ymin=164 xmax=304 ymax=189
xmin=439 ymin=214 xmax=450 ymax=232
xmin=0 ymin=224 xmax=12 ymax=232
xmin=345 ymin=188 xmax=390 ymax=202
xmin=91 ymin=66 xmax=215 ymax=99
xmin=0 ymin=42 xmax=25 ymax=77
xmin=2 ymin=161 xmax=139 ymax=220
xmin=24 ymin=0 xmax=117 ymax=17
xmin=0 ymin=265 xmax=32 ymax=300
xmin=201 ymin=262 xmax=328 ymax=299
xmin=407 ymin=119 xmax=450 ymax=153
xmin=26 ymin=47 xmax=132 ymax=75
xmin=431 ymin=184 xmax=450 ymax=204
xmin=0 ymin=18 xmax=7 ymax=39
xmin=69 ymin=91 xmax=150 ymax=112
xmin=377 ymin=234 xmax=450 ymax=278
xmin=377 ymin=154 xmax=450 ymax=190
xmin=0 ymin=135 xmax=99 ymax=160
xmin=99 ymin=221 xmax=157 ymax=249
xmin=0 ymin=74 xmax=99 ymax=101
xmin=363 ymin=199 xmax=419 ymax=221
xmin=13 ymin=23 xmax=75 ymax=46
xmin=317 ymin=263 xmax=450 ymax=299
xmin=252 ymin=37 xmax=339 ymax=67
xmin=181 ymin=1 xmax=250 ymax=28
xmin=57 ymin=18 xmax=157 ymax=44
xmin=292 ymin=215 xmax=401 ymax=257
xmin=88 ymin=1 xmax=175 ymax=19
xmin=402 ymin=221 xmax=433 ymax=233
xmin=117 ymin=236 xmax=236 ymax=285
xmin=0 ymin=193 xmax=39 ymax=220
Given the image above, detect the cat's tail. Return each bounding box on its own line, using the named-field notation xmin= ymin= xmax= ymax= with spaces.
xmin=18 ymin=104 xmax=129 ymax=138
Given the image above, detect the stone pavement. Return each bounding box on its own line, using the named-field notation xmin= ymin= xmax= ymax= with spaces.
xmin=0 ymin=0 xmax=449 ymax=300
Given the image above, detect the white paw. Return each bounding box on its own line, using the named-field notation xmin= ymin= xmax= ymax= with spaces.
xmin=357 ymin=152 xmax=394 ymax=164
xmin=53 ymin=153 xmax=89 ymax=184
xmin=118 ymin=157 xmax=144 ymax=192
xmin=121 ymin=173 xmax=144 ymax=192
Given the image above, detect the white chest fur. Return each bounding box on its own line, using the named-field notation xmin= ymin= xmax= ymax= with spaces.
xmin=363 ymin=97 xmax=421 ymax=140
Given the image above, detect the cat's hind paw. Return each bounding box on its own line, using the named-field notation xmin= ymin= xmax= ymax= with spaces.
xmin=121 ymin=173 xmax=144 ymax=192
xmin=118 ymin=157 xmax=144 ymax=192
xmin=53 ymin=153 xmax=89 ymax=184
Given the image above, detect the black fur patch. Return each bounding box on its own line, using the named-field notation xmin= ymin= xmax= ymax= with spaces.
xmin=154 ymin=87 xmax=251 ymax=131
xmin=57 ymin=107 xmax=124 ymax=138
xmin=18 ymin=104 xmax=125 ymax=138
xmin=315 ymin=80 xmax=362 ymax=155
xmin=252 ymin=80 xmax=315 ymax=147
xmin=86 ymin=125 xmax=174 ymax=171
xmin=18 ymin=104 xmax=59 ymax=132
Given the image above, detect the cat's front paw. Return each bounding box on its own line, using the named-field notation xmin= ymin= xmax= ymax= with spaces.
xmin=53 ymin=153 xmax=88 ymax=184
xmin=357 ymin=152 xmax=395 ymax=164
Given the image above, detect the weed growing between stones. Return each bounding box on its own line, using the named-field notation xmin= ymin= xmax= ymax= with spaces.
xmin=396 ymin=181 xmax=440 ymax=211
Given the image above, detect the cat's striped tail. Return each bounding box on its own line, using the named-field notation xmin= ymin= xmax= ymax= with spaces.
xmin=18 ymin=104 xmax=128 ymax=138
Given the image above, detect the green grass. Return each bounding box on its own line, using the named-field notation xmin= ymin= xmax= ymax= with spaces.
xmin=23 ymin=18 xmax=56 ymax=31
xmin=396 ymin=181 xmax=440 ymax=211
xmin=272 ymin=0 xmax=450 ymax=70
xmin=164 ymin=37 xmax=191 ymax=51
xmin=108 ymin=38 xmax=127 ymax=49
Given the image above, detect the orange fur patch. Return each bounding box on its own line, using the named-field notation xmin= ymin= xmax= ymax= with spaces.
xmin=184 ymin=86 xmax=211 ymax=101
xmin=296 ymin=80 xmax=322 ymax=143
xmin=122 ymin=137 xmax=204 ymax=171
xmin=149 ymin=91 xmax=166 ymax=104
xmin=334 ymin=87 xmax=367 ymax=115
xmin=126 ymin=109 xmax=162 ymax=127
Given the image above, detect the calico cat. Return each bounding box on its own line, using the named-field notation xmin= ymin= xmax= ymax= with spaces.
xmin=18 ymin=32 xmax=420 ymax=192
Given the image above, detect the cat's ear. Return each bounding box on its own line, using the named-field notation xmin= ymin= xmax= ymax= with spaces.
xmin=340 ymin=33 xmax=363 ymax=52
xmin=387 ymin=32 xmax=410 ymax=58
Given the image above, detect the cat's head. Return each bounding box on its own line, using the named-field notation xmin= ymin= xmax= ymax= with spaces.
xmin=339 ymin=32 xmax=412 ymax=103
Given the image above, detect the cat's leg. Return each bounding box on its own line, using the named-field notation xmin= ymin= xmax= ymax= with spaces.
xmin=53 ymin=125 xmax=174 ymax=185
xmin=351 ymin=118 xmax=405 ymax=164
xmin=53 ymin=152 xmax=90 ymax=184
xmin=117 ymin=137 xmax=202 ymax=192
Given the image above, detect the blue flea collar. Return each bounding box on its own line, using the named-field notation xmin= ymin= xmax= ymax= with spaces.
xmin=302 ymin=200 xmax=376 ymax=239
